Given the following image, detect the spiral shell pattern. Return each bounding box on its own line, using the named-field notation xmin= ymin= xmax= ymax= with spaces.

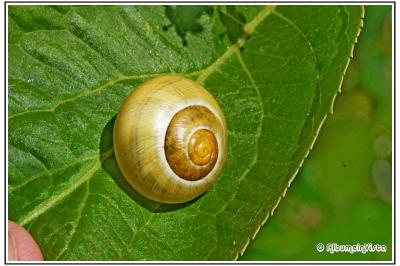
xmin=113 ymin=75 xmax=227 ymax=203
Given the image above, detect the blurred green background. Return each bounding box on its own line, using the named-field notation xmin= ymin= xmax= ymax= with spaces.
xmin=242 ymin=5 xmax=392 ymax=261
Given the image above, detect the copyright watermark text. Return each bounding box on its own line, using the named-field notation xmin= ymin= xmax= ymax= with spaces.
xmin=316 ymin=243 xmax=387 ymax=254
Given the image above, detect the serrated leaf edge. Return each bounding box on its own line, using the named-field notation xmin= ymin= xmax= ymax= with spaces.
xmin=235 ymin=6 xmax=365 ymax=260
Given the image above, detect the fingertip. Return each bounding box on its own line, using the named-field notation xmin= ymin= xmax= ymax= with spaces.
xmin=8 ymin=220 xmax=43 ymax=261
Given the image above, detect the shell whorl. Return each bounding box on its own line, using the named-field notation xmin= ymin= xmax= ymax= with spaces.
xmin=165 ymin=105 xmax=219 ymax=181
xmin=113 ymin=75 xmax=227 ymax=203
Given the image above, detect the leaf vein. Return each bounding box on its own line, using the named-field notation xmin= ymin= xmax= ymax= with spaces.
xmin=18 ymin=148 xmax=114 ymax=226
xmin=54 ymin=181 xmax=90 ymax=260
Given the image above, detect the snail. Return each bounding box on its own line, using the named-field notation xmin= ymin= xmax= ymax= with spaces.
xmin=113 ymin=75 xmax=227 ymax=204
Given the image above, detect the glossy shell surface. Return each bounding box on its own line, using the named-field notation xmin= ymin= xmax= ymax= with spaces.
xmin=113 ymin=75 xmax=227 ymax=203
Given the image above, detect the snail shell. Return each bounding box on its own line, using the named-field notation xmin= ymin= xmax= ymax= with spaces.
xmin=113 ymin=75 xmax=227 ymax=203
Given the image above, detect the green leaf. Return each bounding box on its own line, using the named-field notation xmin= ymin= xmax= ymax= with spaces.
xmin=8 ymin=5 xmax=363 ymax=260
